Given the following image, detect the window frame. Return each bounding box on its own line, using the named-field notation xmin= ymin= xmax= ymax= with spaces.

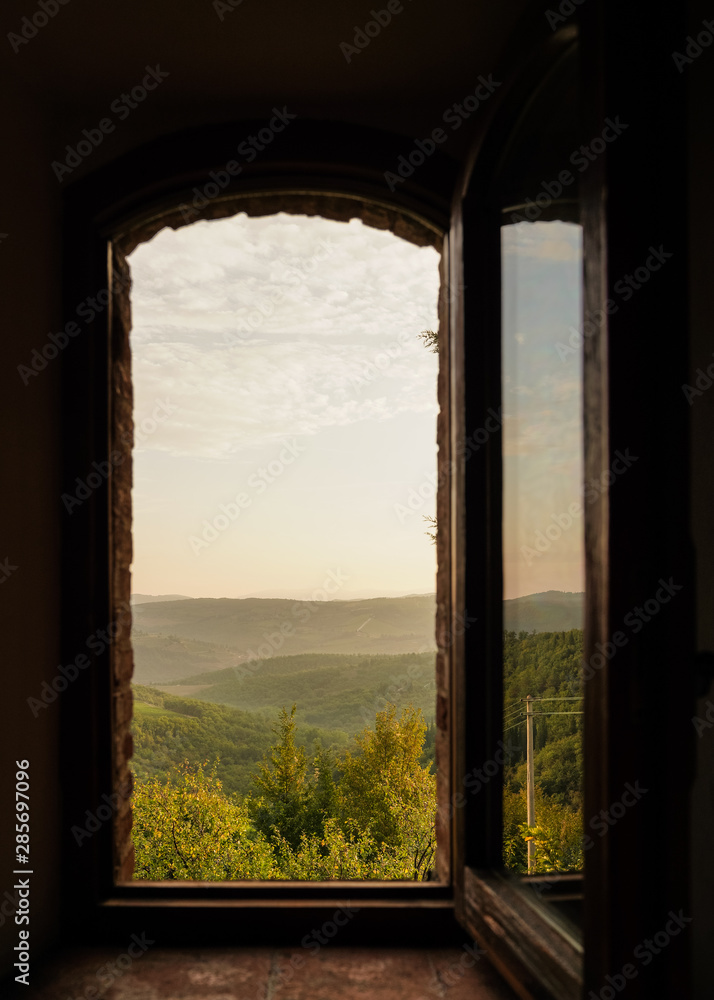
xmin=59 ymin=122 xmax=461 ymax=942
xmin=446 ymin=8 xmax=693 ymax=1000
xmin=446 ymin=29 xmax=586 ymax=1000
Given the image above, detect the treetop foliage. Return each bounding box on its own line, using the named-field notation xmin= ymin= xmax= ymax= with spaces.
xmin=133 ymin=703 xmax=436 ymax=881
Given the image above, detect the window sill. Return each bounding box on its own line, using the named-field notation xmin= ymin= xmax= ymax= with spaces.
xmin=111 ymin=879 xmax=453 ymax=901
xmin=82 ymin=884 xmax=460 ymax=949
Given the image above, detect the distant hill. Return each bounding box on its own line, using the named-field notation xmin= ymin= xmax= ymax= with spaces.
xmin=158 ymin=650 xmax=436 ymax=735
xmin=130 ymin=591 xmax=583 ymax=684
xmin=504 ymin=591 xmax=583 ymax=633
xmin=132 ymin=594 xmax=193 ymax=605
xmin=131 ymin=633 xmax=242 ymax=685
xmin=236 ymin=588 xmax=433 ymax=600
xmin=131 ymin=594 xmax=436 ymax=683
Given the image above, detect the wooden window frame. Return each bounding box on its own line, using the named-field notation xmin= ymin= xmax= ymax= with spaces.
xmin=447 ymin=7 xmax=692 ymax=1000
xmin=447 ymin=28 xmax=586 ymax=1000
xmin=59 ymin=120 xmax=463 ymax=946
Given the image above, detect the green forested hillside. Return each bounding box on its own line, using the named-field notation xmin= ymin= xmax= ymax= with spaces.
xmin=501 ymin=629 xmax=584 ymax=872
xmin=130 ymin=628 xmax=585 ymax=879
xmin=504 ymin=628 xmax=583 ymax=706
xmin=502 ymin=628 xmax=583 ymax=804
xmin=132 ymin=685 xmax=352 ymax=796
xmin=158 ymin=651 xmax=436 ymax=735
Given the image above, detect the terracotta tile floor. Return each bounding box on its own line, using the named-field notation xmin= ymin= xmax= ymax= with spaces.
xmin=11 ymin=945 xmax=520 ymax=999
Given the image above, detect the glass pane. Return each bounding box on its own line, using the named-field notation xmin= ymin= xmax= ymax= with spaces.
xmin=501 ymin=219 xmax=584 ymax=881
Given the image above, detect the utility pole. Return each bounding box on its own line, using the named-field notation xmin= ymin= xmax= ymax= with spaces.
xmin=526 ymin=694 xmax=535 ymax=873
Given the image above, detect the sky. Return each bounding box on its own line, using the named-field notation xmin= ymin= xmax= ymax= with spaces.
xmin=128 ymin=213 xmax=441 ymax=600
xmin=501 ymin=220 xmax=585 ymax=601
xmin=127 ymin=212 xmax=584 ymax=603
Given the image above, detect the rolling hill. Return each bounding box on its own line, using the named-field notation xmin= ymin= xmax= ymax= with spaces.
xmin=130 ymin=591 xmax=583 ymax=685
xmin=130 ymin=632 xmax=242 ymax=685
xmin=504 ymin=591 xmax=583 ymax=633
xmin=132 ymin=593 xmax=193 ymax=604
xmin=156 ymin=650 xmax=436 ymax=735
xmin=131 ymin=594 xmax=437 ymax=683
xmin=131 ymin=684 xmax=353 ymax=797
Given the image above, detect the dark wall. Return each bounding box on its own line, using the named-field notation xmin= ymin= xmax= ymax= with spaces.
xmin=687 ymin=2 xmax=714 ymax=996
xmin=0 ymin=84 xmax=62 ymax=980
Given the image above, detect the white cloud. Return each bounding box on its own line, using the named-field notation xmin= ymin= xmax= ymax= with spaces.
xmin=129 ymin=214 xmax=440 ymax=458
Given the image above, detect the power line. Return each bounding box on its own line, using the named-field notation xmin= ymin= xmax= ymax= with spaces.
xmin=531 ymin=711 xmax=583 ymax=717
xmin=519 ymin=696 xmax=581 ymax=702
xmin=503 ymin=705 xmax=525 ymax=721
xmin=503 ymin=719 xmax=526 ymax=735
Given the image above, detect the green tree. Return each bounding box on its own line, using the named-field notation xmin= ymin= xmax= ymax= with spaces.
xmin=302 ymin=740 xmax=338 ymax=838
xmin=271 ymin=816 xmax=417 ymax=880
xmin=503 ymin=786 xmax=583 ymax=874
xmin=249 ymin=704 xmax=311 ymax=849
xmin=132 ymin=760 xmax=277 ymax=880
xmin=337 ymin=704 xmax=436 ymax=879
xmin=423 ymin=514 xmax=437 ymax=544
xmin=132 ymin=703 xmax=439 ymax=881
xmin=419 ymin=329 xmax=439 ymax=543
xmin=418 ymin=329 xmax=438 ymax=353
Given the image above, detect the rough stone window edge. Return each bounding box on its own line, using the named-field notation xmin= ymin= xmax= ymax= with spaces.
xmin=115 ymin=191 xmax=443 ymax=257
xmin=110 ymin=191 xmax=449 ymax=884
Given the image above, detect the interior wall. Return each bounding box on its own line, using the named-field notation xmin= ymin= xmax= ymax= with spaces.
xmin=687 ymin=2 xmax=714 ymax=997
xmin=0 ymin=87 xmax=62 ymax=981
xmin=0 ymin=0 xmax=531 ymax=183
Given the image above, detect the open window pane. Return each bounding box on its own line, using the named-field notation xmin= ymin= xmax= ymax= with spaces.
xmin=501 ymin=219 xmax=585 ymax=881
xmin=125 ymin=212 xmax=443 ymax=880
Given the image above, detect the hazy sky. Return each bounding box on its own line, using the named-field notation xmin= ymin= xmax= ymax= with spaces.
xmin=128 ymin=213 xmax=441 ymax=600
xmin=128 ymin=213 xmax=583 ymax=602
xmin=501 ymin=220 xmax=584 ymax=601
